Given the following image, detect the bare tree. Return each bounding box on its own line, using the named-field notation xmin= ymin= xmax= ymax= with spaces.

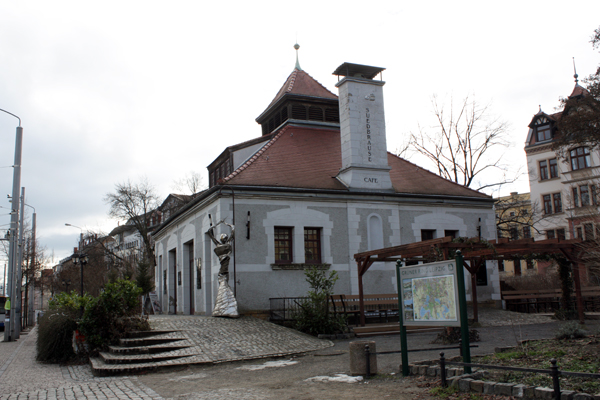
xmin=171 ymin=170 xmax=205 ymax=195
xmin=104 ymin=178 xmax=159 ymax=266
xmin=407 ymin=95 xmax=517 ymax=192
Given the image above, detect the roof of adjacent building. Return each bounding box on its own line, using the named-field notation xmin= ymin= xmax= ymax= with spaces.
xmin=223 ymin=124 xmax=490 ymax=199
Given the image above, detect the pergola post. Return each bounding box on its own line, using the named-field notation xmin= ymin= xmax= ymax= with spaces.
xmin=572 ymin=262 xmax=585 ymax=324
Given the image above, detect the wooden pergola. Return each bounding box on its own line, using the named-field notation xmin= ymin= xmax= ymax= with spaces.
xmin=353 ymin=236 xmax=587 ymax=326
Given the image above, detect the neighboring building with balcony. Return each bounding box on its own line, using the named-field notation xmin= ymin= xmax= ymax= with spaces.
xmin=524 ymin=78 xmax=600 ymax=280
xmin=525 ymin=81 xmax=600 ymax=242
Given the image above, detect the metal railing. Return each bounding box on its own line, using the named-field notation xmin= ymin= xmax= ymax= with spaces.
xmin=439 ymin=352 xmax=600 ymax=400
xmin=269 ymin=297 xmax=308 ymax=324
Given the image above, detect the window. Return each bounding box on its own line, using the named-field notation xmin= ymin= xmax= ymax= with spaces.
xmin=304 ymin=228 xmax=322 ymax=264
xmin=553 ymin=193 xmax=562 ymax=213
xmin=573 ymin=187 xmax=580 ymax=208
xmin=526 ymin=260 xmax=534 ymax=270
xmin=539 ymin=160 xmax=548 ymax=180
xmin=444 ymin=230 xmax=458 ymax=239
xmin=576 ymin=227 xmax=583 ymax=239
xmin=581 ymin=185 xmax=590 ymax=206
xmin=509 ymin=226 xmax=519 ymax=240
xmin=584 ymin=223 xmax=594 ymax=240
xmin=536 ymin=125 xmax=552 ymax=141
xmin=498 ymin=260 xmax=504 ymax=272
xmin=523 ymin=226 xmax=531 ymax=239
xmin=546 ymin=230 xmax=556 ymax=239
xmin=509 ymin=211 xmax=516 ymax=217
xmin=274 ymin=227 xmax=293 ymax=263
xmin=557 ymin=228 xmax=566 ymax=241
xmin=549 ymin=158 xmax=558 ymax=178
xmin=421 ymin=229 xmax=436 ymax=241
xmin=543 ymin=195 xmax=552 ymax=214
xmin=570 ymin=147 xmax=591 ymax=170
xmin=520 ymin=209 xmax=529 ymax=216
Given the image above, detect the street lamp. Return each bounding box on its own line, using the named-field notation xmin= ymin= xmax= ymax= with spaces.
xmin=1 ymin=107 xmax=23 ymax=343
xmin=65 ymin=223 xmax=86 ymax=297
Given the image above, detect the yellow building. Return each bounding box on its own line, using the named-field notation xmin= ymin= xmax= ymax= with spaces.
xmin=495 ymin=192 xmax=537 ymax=276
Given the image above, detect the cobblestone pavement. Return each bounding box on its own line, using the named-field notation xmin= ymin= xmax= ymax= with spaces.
xmin=0 ymin=316 xmax=332 ymax=399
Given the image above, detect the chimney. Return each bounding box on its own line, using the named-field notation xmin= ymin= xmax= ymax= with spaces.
xmin=333 ymin=62 xmax=393 ymax=190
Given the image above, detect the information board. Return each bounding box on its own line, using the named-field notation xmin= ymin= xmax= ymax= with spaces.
xmin=399 ymin=260 xmax=460 ymax=327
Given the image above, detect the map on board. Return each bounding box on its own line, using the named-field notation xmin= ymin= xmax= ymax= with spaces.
xmin=402 ymin=274 xmax=457 ymax=323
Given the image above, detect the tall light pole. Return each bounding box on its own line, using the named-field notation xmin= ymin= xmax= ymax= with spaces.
xmin=1 ymin=108 xmax=23 ymax=343
xmin=65 ymin=224 xmax=86 ymax=297
xmin=23 ymin=203 xmax=35 ymax=327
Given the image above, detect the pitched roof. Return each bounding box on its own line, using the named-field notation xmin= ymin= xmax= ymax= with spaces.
xmin=257 ymin=69 xmax=338 ymax=122
xmin=569 ymin=84 xmax=589 ymax=98
xmin=223 ymin=125 xmax=490 ymax=199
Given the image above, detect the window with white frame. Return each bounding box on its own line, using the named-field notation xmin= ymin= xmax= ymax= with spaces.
xmin=573 ymin=184 xmax=597 ymax=208
xmin=542 ymin=193 xmax=562 ymax=214
xmin=570 ymin=147 xmax=591 ymax=171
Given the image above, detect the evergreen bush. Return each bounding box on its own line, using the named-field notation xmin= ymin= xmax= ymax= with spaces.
xmin=36 ymin=311 xmax=77 ymax=363
xmin=79 ymin=279 xmax=145 ymax=351
xmin=294 ymin=267 xmax=346 ymax=336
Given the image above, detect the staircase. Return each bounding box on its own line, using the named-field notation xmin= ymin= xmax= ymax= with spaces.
xmin=89 ymin=329 xmax=199 ymax=376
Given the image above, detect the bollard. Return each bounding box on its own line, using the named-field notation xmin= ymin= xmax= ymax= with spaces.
xmin=550 ymin=358 xmax=561 ymax=400
xmin=366 ymin=345 xmax=371 ymax=379
xmin=440 ymin=352 xmax=447 ymax=387
xmin=349 ymin=340 xmax=377 ymax=376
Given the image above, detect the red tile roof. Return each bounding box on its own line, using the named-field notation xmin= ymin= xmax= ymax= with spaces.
xmin=223 ymin=125 xmax=490 ymax=199
xmin=569 ymin=84 xmax=589 ymax=98
xmin=260 ymin=69 xmax=338 ymax=117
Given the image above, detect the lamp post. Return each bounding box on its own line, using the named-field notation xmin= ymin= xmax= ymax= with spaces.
xmin=1 ymin=108 xmax=23 ymax=343
xmin=65 ymin=224 xmax=87 ymax=297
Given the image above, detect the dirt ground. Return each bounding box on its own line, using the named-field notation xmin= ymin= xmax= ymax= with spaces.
xmin=135 ymin=321 xmax=600 ymax=399
xmin=137 ymin=351 xmax=437 ymax=400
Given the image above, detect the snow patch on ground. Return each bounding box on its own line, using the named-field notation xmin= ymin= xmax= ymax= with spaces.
xmin=305 ymin=374 xmax=364 ymax=383
xmin=236 ymin=359 xmax=298 ymax=371
xmin=168 ymin=373 xmax=209 ymax=381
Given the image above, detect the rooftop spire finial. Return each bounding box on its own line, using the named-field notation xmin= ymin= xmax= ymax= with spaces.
xmin=294 ymin=43 xmax=302 ymax=71
xmin=573 ymin=57 xmax=579 ymax=84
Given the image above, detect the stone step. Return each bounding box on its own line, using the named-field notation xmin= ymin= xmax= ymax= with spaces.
xmin=125 ymin=329 xmax=181 ymax=338
xmin=118 ymin=336 xmax=188 ymax=347
xmin=108 ymin=343 xmax=190 ymax=355
xmin=90 ymin=354 xmax=201 ymax=376
xmin=99 ymin=347 xmax=198 ymax=364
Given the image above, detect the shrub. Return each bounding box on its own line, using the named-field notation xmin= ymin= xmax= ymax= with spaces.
xmin=36 ymin=311 xmax=77 ymax=363
xmin=78 ymin=279 xmax=145 ymax=352
xmin=555 ymin=321 xmax=588 ymax=340
xmin=294 ymin=267 xmax=347 ymax=336
xmin=49 ymin=291 xmax=94 ymax=317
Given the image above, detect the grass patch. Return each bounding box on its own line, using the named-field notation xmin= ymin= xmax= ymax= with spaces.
xmin=471 ymin=328 xmax=600 ymax=394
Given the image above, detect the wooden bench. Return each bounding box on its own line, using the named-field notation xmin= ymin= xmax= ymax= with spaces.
xmin=330 ymin=294 xmax=399 ymax=325
xmin=501 ymin=286 xmax=600 ymax=313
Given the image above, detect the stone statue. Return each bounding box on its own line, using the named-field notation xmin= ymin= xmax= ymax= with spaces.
xmin=208 ymin=219 xmax=239 ymax=318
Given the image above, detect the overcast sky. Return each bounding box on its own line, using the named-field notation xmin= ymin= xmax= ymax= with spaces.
xmin=1 ymin=1 xmax=599 ymax=279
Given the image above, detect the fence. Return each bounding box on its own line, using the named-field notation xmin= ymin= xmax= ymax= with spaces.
xmin=439 ymin=352 xmax=600 ymax=400
xmin=269 ymin=297 xmax=308 ymax=324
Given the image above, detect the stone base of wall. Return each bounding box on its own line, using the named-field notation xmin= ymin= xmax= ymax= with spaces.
xmin=406 ymin=359 xmax=600 ymax=400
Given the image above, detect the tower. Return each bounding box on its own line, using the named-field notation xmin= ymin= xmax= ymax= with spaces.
xmin=334 ymin=62 xmax=393 ymax=190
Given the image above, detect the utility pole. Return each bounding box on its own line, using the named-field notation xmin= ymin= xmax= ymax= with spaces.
xmin=14 ymin=187 xmax=25 ymax=339
xmin=2 ymin=110 xmax=23 ymax=342
xmin=28 ymin=211 xmax=36 ymax=326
